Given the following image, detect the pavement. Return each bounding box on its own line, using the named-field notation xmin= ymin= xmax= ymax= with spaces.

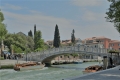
xmin=64 ymin=65 xmax=120 ymax=80
xmin=0 ymin=59 xmax=29 ymax=65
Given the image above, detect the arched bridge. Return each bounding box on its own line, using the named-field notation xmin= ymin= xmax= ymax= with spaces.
xmin=23 ymin=45 xmax=110 ymax=65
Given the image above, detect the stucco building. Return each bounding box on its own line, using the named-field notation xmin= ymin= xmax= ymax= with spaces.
xmin=83 ymin=36 xmax=120 ymax=51
xmin=109 ymin=40 xmax=120 ymax=50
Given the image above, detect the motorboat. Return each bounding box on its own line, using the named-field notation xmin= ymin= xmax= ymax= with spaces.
xmin=14 ymin=62 xmax=45 ymax=71
xmin=73 ymin=59 xmax=83 ymax=64
xmin=82 ymin=65 xmax=103 ymax=73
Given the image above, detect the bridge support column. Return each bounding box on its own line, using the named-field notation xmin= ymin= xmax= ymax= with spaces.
xmin=44 ymin=63 xmax=51 ymax=67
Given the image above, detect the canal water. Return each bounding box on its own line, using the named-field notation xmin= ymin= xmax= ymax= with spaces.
xmin=0 ymin=62 xmax=101 ymax=80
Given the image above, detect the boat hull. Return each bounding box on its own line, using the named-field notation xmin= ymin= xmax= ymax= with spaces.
xmin=20 ymin=65 xmax=44 ymax=71
xmin=73 ymin=62 xmax=83 ymax=64
xmin=73 ymin=60 xmax=83 ymax=64
xmin=82 ymin=65 xmax=103 ymax=74
xmin=14 ymin=62 xmax=45 ymax=71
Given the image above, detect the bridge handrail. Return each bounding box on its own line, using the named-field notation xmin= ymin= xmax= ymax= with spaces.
xmin=23 ymin=45 xmax=108 ymax=62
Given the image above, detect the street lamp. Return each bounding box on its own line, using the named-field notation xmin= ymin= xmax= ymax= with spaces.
xmin=26 ymin=44 xmax=27 ymax=62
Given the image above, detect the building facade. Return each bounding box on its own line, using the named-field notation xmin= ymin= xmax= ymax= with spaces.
xmin=83 ymin=36 xmax=120 ymax=51
xmin=109 ymin=40 xmax=120 ymax=50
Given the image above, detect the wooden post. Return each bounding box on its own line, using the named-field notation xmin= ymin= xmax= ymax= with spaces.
xmin=103 ymin=56 xmax=108 ymax=69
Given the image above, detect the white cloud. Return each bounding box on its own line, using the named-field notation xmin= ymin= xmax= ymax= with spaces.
xmin=2 ymin=4 xmax=22 ymax=10
xmin=71 ymin=0 xmax=102 ymax=7
xmin=82 ymin=11 xmax=97 ymax=21
xmin=82 ymin=10 xmax=107 ymax=22
xmin=3 ymin=10 xmax=119 ymax=41
xmin=3 ymin=11 xmax=75 ymax=41
xmin=2 ymin=3 xmax=120 ymax=41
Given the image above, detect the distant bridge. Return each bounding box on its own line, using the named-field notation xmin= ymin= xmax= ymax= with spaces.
xmin=23 ymin=45 xmax=110 ymax=65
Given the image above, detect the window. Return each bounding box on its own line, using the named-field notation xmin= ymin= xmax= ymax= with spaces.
xmin=95 ymin=45 xmax=96 ymax=47
xmin=119 ymin=48 xmax=120 ymax=50
xmin=102 ymin=40 xmax=104 ymax=42
xmin=118 ymin=44 xmax=120 ymax=46
xmin=60 ymin=56 xmax=62 ymax=58
xmin=111 ymin=44 xmax=114 ymax=46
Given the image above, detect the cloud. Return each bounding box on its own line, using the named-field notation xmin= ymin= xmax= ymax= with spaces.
xmin=2 ymin=3 xmax=120 ymax=41
xmin=82 ymin=11 xmax=105 ymax=22
xmin=82 ymin=11 xmax=97 ymax=21
xmin=3 ymin=10 xmax=120 ymax=41
xmin=2 ymin=4 xmax=22 ymax=10
xmin=3 ymin=11 xmax=75 ymax=41
xmin=71 ymin=0 xmax=102 ymax=7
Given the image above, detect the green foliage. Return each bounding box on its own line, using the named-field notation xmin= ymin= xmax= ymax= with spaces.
xmin=34 ymin=30 xmax=42 ymax=49
xmin=108 ymin=50 xmax=119 ymax=53
xmin=13 ymin=45 xmax=23 ymax=53
xmin=27 ymin=36 xmax=34 ymax=51
xmin=70 ymin=53 xmax=78 ymax=57
xmin=28 ymin=30 xmax=33 ymax=38
xmin=34 ymin=24 xmax=36 ymax=36
xmin=0 ymin=11 xmax=45 ymax=54
xmin=64 ymin=54 xmax=70 ymax=56
xmin=0 ymin=11 xmax=4 ymax=22
xmin=0 ymin=11 xmax=7 ymax=40
xmin=105 ymin=0 xmax=120 ymax=33
xmin=53 ymin=24 xmax=60 ymax=48
xmin=4 ymin=32 xmax=34 ymax=53
xmin=37 ymin=39 xmax=44 ymax=48
xmin=71 ymin=29 xmax=75 ymax=45
xmin=0 ymin=57 xmax=4 ymax=60
xmin=1 ymin=65 xmax=14 ymax=69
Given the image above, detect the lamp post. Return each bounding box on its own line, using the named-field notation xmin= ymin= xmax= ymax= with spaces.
xmin=0 ymin=55 xmax=1 ymax=68
xmin=109 ymin=46 xmax=113 ymax=68
xmin=26 ymin=44 xmax=27 ymax=62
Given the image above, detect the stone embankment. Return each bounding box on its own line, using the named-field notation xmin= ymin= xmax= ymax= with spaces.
xmin=0 ymin=59 xmax=28 ymax=69
xmin=0 ymin=59 xmax=28 ymax=65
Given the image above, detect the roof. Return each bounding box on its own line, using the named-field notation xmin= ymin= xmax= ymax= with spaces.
xmin=83 ymin=36 xmax=110 ymax=41
xmin=109 ymin=40 xmax=120 ymax=43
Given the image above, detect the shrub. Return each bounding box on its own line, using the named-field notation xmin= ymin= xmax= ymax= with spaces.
xmin=0 ymin=57 xmax=4 ymax=60
xmin=0 ymin=65 xmax=14 ymax=69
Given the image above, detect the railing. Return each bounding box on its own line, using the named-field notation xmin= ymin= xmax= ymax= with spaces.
xmin=23 ymin=45 xmax=108 ymax=62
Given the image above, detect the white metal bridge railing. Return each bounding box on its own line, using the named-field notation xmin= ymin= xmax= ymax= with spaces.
xmin=22 ymin=45 xmax=108 ymax=62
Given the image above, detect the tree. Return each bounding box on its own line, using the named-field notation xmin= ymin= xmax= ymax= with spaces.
xmin=71 ymin=29 xmax=75 ymax=45
xmin=53 ymin=24 xmax=60 ymax=48
xmin=28 ymin=30 xmax=33 ymax=38
xmin=34 ymin=24 xmax=36 ymax=36
xmin=34 ymin=30 xmax=42 ymax=50
xmin=105 ymin=0 xmax=120 ymax=33
xmin=0 ymin=11 xmax=7 ymax=38
xmin=0 ymin=11 xmax=4 ymax=22
xmin=27 ymin=36 xmax=34 ymax=51
xmin=35 ymin=39 xmax=44 ymax=51
xmin=4 ymin=32 xmax=34 ymax=53
xmin=0 ymin=23 xmax=7 ymax=39
xmin=0 ymin=11 xmax=7 ymax=44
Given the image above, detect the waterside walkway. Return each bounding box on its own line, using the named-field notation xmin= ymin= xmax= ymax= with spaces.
xmin=64 ymin=65 xmax=120 ymax=80
xmin=0 ymin=60 xmax=28 ymax=65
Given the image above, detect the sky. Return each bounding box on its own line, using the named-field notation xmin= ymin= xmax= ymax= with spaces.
xmin=0 ymin=0 xmax=120 ymax=41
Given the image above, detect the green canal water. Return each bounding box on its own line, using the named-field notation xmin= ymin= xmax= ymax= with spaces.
xmin=0 ymin=62 xmax=101 ymax=80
